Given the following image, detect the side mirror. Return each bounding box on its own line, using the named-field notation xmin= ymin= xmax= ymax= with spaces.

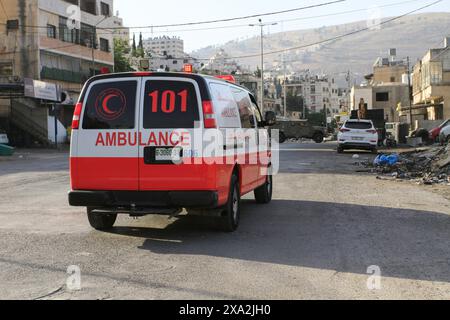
xmin=265 ymin=111 xmax=277 ymax=127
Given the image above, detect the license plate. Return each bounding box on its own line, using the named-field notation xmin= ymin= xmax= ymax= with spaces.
xmin=352 ymin=137 xmax=364 ymax=141
xmin=155 ymin=148 xmax=181 ymax=162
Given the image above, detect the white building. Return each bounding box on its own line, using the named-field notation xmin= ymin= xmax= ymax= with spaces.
xmin=146 ymin=52 xmax=200 ymax=72
xmin=143 ymin=36 xmax=184 ymax=58
xmin=285 ymin=73 xmax=341 ymax=115
xmin=201 ymin=49 xmax=240 ymax=74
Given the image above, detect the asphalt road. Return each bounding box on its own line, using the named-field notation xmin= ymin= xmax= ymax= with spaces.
xmin=0 ymin=143 xmax=449 ymax=300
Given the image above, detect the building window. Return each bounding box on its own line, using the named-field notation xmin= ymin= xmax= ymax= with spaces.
xmin=99 ymin=38 xmax=109 ymax=52
xmin=59 ymin=16 xmax=79 ymax=44
xmin=47 ymin=24 xmax=57 ymax=39
xmin=100 ymin=2 xmax=111 ymax=17
xmin=80 ymin=0 xmax=97 ymax=15
xmin=0 ymin=62 xmax=13 ymax=76
xmin=376 ymin=92 xmax=389 ymax=102
xmin=80 ymin=23 xmax=96 ymax=48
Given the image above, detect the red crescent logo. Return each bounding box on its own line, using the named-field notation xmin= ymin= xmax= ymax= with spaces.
xmin=95 ymin=89 xmax=127 ymax=121
xmin=102 ymin=94 xmax=119 ymax=115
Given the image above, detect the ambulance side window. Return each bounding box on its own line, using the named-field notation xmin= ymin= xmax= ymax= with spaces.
xmin=82 ymin=81 xmax=137 ymax=130
xmin=232 ymin=88 xmax=254 ymax=129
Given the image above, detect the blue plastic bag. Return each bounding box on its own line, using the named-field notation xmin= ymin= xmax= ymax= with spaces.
xmin=374 ymin=154 xmax=399 ymax=166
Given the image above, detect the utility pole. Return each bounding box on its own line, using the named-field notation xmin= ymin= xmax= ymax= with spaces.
xmin=406 ymin=56 xmax=413 ymax=130
xmin=92 ymin=15 xmax=110 ymax=76
xmin=346 ymin=70 xmax=351 ymax=112
xmin=250 ymin=19 xmax=277 ymax=114
xmin=283 ymin=55 xmax=287 ymax=118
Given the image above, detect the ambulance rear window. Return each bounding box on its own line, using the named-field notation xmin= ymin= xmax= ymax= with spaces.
xmin=82 ymin=81 xmax=137 ymax=130
xmin=143 ymin=80 xmax=200 ymax=129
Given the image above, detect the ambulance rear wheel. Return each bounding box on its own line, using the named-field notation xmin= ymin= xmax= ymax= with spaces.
xmin=254 ymin=171 xmax=273 ymax=204
xmin=87 ymin=208 xmax=117 ymax=231
xmin=221 ymin=174 xmax=241 ymax=233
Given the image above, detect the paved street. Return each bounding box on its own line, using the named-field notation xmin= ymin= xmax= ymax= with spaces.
xmin=0 ymin=143 xmax=450 ymax=300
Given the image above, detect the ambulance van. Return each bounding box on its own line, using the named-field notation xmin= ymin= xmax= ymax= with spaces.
xmin=69 ymin=72 xmax=276 ymax=232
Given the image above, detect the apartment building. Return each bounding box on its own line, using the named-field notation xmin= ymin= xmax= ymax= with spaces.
xmin=143 ymin=36 xmax=184 ymax=58
xmin=409 ymin=37 xmax=450 ymax=121
xmin=0 ymin=0 xmax=123 ymax=145
xmin=284 ymin=73 xmax=340 ymax=116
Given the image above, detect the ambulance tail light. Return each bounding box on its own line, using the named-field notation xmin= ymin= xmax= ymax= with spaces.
xmin=72 ymin=102 xmax=83 ymax=130
xmin=202 ymin=101 xmax=217 ymax=129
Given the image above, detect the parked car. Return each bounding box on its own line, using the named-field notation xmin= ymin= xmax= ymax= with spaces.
xmin=429 ymin=119 xmax=450 ymax=143
xmin=439 ymin=125 xmax=450 ymax=145
xmin=337 ymin=120 xmax=378 ymax=154
xmin=69 ymin=72 xmax=276 ymax=232
xmin=0 ymin=129 xmax=9 ymax=145
xmin=273 ymin=120 xmax=326 ymax=144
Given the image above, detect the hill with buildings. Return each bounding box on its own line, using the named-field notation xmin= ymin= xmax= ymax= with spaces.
xmin=192 ymin=12 xmax=450 ymax=82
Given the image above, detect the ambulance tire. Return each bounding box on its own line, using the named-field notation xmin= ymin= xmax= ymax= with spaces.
xmin=87 ymin=208 xmax=117 ymax=231
xmin=254 ymin=171 xmax=273 ymax=204
xmin=279 ymin=132 xmax=287 ymax=144
xmin=221 ymin=174 xmax=241 ymax=233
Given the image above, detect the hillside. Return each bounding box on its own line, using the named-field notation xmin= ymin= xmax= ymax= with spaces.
xmin=191 ymin=12 xmax=450 ymax=80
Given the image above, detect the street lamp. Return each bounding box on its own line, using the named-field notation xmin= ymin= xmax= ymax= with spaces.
xmin=249 ymin=19 xmax=277 ymax=113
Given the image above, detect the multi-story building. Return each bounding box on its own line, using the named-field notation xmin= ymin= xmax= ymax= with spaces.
xmin=0 ymin=0 xmax=123 ymax=145
xmin=143 ymin=36 xmax=184 ymax=58
xmin=373 ymin=49 xmax=408 ymax=84
xmin=283 ymin=73 xmax=340 ymax=118
xmin=351 ymin=49 xmax=411 ymax=122
xmin=408 ymin=37 xmax=450 ymax=121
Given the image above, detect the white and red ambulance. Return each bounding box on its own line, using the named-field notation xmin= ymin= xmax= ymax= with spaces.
xmin=69 ymin=72 xmax=276 ymax=232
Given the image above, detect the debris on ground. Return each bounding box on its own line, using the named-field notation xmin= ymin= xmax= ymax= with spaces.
xmin=363 ymin=144 xmax=450 ymax=185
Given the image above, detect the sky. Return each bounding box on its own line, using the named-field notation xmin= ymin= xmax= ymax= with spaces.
xmin=114 ymin=0 xmax=450 ymax=52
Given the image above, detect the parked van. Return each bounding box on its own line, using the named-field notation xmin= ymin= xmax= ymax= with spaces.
xmin=69 ymin=72 xmax=277 ymax=232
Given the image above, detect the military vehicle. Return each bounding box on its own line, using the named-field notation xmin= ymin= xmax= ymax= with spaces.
xmin=273 ymin=120 xmax=327 ymax=144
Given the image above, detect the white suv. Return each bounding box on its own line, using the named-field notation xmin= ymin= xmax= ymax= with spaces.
xmin=337 ymin=120 xmax=378 ymax=154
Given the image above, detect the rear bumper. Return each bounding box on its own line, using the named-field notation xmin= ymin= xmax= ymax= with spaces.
xmin=339 ymin=142 xmax=377 ymax=150
xmin=69 ymin=190 xmax=219 ymax=209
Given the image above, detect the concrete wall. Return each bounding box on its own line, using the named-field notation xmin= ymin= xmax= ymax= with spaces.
xmin=351 ymin=87 xmax=372 ymax=110
xmin=373 ymin=84 xmax=410 ymax=122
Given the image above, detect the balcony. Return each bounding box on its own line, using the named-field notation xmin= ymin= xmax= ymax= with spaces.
xmin=41 ymin=66 xmax=90 ymax=84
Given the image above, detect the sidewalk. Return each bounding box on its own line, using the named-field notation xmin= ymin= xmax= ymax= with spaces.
xmin=0 ymin=147 xmax=69 ymax=162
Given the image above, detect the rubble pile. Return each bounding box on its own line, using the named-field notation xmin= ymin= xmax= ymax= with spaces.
xmin=368 ymin=144 xmax=450 ymax=185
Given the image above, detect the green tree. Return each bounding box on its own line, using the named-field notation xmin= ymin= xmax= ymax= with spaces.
xmin=114 ymin=38 xmax=133 ymax=73
xmin=131 ymin=34 xmax=137 ymax=57
xmin=137 ymin=32 xmax=145 ymax=58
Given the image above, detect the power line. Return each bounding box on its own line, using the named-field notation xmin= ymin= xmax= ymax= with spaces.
xmin=127 ymin=0 xmax=423 ymax=35
xmin=104 ymin=0 xmax=347 ymax=30
xmin=0 ymin=0 xmax=346 ymax=31
xmin=0 ymin=0 xmax=444 ymax=62
xmin=0 ymin=0 xmax=433 ymax=37
xmin=218 ymin=0 xmax=445 ymax=60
